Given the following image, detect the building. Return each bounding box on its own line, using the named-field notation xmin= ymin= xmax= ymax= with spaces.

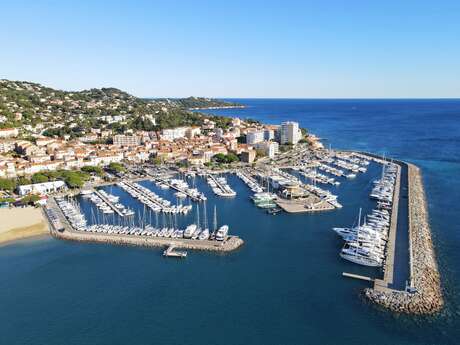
xmin=264 ymin=129 xmax=274 ymax=141
xmin=186 ymin=127 xmax=201 ymax=138
xmin=246 ymin=130 xmax=264 ymax=145
xmin=113 ymin=135 xmax=141 ymax=147
xmin=0 ymin=128 xmax=19 ymax=138
xmin=17 ymin=180 xmax=67 ymax=196
xmin=240 ymin=149 xmax=256 ymax=163
xmin=161 ymin=127 xmax=189 ymax=141
xmin=0 ymin=140 xmax=15 ymax=153
xmin=280 ymin=121 xmax=301 ymax=145
xmin=255 ymin=141 xmax=279 ymax=159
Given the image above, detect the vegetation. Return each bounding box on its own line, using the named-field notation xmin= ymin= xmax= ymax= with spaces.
xmin=0 ymin=79 xmax=240 ymax=135
xmin=21 ymin=194 xmax=40 ymax=204
xmin=81 ymin=166 xmax=105 ymax=176
xmin=212 ymin=153 xmax=239 ymax=164
xmin=157 ymin=96 xmax=241 ymax=109
xmin=31 ymin=173 xmax=49 ymax=184
xmin=107 ymin=162 xmax=126 ymax=173
xmin=0 ymin=197 xmax=15 ymax=203
xmin=0 ymin=178 xmax=16 ymax=191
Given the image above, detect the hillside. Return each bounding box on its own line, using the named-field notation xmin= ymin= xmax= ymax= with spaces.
xmin=0 ymin=79 xmax=240 ymax=136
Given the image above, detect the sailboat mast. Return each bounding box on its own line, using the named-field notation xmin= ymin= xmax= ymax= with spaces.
xmin=213 ymin=205 xmax=217 ymax=232
xmin=203 ymin=202 xmax=208 ymax=229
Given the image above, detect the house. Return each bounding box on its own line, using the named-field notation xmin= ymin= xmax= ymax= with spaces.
xmin=17 ymin=180 xmax=67 ymax=196
xmin=0 ymin=128 xmax=19 ymax=138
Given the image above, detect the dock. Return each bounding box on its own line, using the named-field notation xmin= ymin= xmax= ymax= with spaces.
xmin=153 ymin=178 xmax=205 ymax=202
xmin=93 ymin=189 xmax=125 ymax=217
xmin=122 ymin=181 xmax=170 ymax=211
xmin=207 ymin=174 xmax=236 ymax=196
xmin=342 ymin=272 xmax=374 ymax=282
xmin=373 ymin=162 xmax=401 ymax=291
xmin=46 ymin=197 xmax=244 ymax=253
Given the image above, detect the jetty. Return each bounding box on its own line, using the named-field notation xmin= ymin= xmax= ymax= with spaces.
xmin=93 ymin=189 xmax=125 ymax=217
xmin=153 ymin=178 xmax=205 ymax=202
xmin=351 ymin=152 xmax=443 ymax=315
xmin=45 ymin=197 xmax=244 ymax=254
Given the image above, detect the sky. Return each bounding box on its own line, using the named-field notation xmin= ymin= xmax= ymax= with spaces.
xmin=1 ymin=0 xmax=459 ymax=98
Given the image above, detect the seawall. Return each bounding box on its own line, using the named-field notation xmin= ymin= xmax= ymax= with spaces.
xmin=363 ymin=161 xmax=443 ymax=314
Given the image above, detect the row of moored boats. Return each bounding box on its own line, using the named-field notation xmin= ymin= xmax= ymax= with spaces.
xmin=333 ymin=162 xmax=398 ymax=267
xmin=117 ymin=181 xmax=192 ymax=214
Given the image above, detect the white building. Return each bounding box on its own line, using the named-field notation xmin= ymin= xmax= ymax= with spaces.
xmin=17 ymin=180 xmax=67 ymax=196
xmin=280 ymin=121 xmax=301 ymax=145
xmin=113 ymin=135 xmax=140 ymax=147
xmin=0 ymin=128 xmax=19 ymax=138
xmin=161 ymin=127 xmax=189 ymax=141
xmin=246 ymin=130 xmax=264 ymax=145
xmin=255 ymin=141 xmax=279 ymax=159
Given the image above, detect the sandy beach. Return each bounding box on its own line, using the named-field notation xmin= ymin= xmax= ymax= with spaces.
xmin=0 ymin=207 xmax=50 ymax=245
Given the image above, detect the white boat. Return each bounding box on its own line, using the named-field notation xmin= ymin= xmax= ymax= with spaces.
xmin=198 ymin=228 xmax=210 ymax=240
xmin=183 ymin=224 xmax=197 ymax=239
xmin=215 ymin=225 xmax=229 ymax=241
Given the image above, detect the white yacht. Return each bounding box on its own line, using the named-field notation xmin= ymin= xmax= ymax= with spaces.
xmin=215 ymin=225 xmax=229 ymax=241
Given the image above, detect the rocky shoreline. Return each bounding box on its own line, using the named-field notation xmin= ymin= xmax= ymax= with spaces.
xmin=365 ymin=163 xmax=443 ymax=314
xmin=51 ymin=229 xmax=244 ymax=253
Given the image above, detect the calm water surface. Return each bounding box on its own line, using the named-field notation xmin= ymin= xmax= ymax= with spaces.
xmin=1 ymin=99 xmax=460 ymax=345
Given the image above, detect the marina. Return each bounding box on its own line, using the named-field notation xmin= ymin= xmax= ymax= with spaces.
xmin=35 ymin=145 xmax=443 ymax=314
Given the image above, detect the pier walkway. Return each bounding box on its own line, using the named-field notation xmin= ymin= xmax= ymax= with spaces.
xmin=373 ymin=162 xmax=401 ymax=292
xmin=152 ymin=178 xmax=204 ymax=202
xmin=93 ymin=189 xmax=125 ymax=217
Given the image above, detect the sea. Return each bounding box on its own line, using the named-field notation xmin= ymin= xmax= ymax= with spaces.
xmin=1 ymin=99 xmax=460 ymax=345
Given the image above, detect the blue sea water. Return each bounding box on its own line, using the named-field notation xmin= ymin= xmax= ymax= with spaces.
xmin=1 ymin=99 xmax=460 ymax=345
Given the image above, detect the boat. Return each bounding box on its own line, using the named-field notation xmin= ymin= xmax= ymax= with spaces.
xmin=183 ymin=224 xmax=197 ymax=239
xmin=215 ymin=225 xmax=229 ymax=241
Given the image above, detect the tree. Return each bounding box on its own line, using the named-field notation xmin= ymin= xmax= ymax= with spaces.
xmin=0 ymin=178 xmax=16 ymax=191
xmin=31 ymin=173 xmax=49 ymax=184
xmin=213 ymin=153 xmax=239 ymax=164
xmin=107 ymin=162 xmax=126 ymax=173
xmin=21 ymin=194 xmax=40 ymax=204
xmin=81 ymin=166 xmax=104 ymax=176
xmin=17 ymin=176 xmax=32 ymax=185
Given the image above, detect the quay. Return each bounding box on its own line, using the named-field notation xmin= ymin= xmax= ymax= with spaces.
xmin=372 ymin=161 xmax=401 ymax=291
xmin=93 ymin=189 xmax=125 ymax=217
xmin=351 ymin=151 xmax=443 ymax=315
xmin=45 ymin=197 xmax=244 ymax=254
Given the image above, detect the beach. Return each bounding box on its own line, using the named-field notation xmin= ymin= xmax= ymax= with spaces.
xmin=0 ymin=207 xmax=49 ymax=245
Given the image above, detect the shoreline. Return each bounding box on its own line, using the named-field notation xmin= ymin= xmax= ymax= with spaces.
xmin=188 ymin=105 xmax=246 ymax=110
xmin=0 ymin=207 xmax=50 ymax=246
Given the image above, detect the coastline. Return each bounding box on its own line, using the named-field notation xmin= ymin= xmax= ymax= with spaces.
xmin=0 ymin=207 xmax=50 ymax=246
xmin=188 ymin=105 xmax=246 ymax=110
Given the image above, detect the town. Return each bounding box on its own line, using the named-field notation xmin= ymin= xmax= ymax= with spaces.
xmin=0 ymin=79 xmax=443 ymax=315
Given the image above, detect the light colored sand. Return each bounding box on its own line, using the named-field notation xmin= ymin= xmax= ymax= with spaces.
xmin=0 ymin=207 xmax=49 ymax=245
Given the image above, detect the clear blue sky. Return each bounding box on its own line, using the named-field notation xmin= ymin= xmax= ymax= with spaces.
xmin=1 ymin=0 xmax=459 ymax=98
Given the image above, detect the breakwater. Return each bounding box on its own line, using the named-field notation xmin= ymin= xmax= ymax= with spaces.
xmin=51 ymin=228 xmax=244 ymax=253
xmin=364 ymin=162 xmax=443 ymax=314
